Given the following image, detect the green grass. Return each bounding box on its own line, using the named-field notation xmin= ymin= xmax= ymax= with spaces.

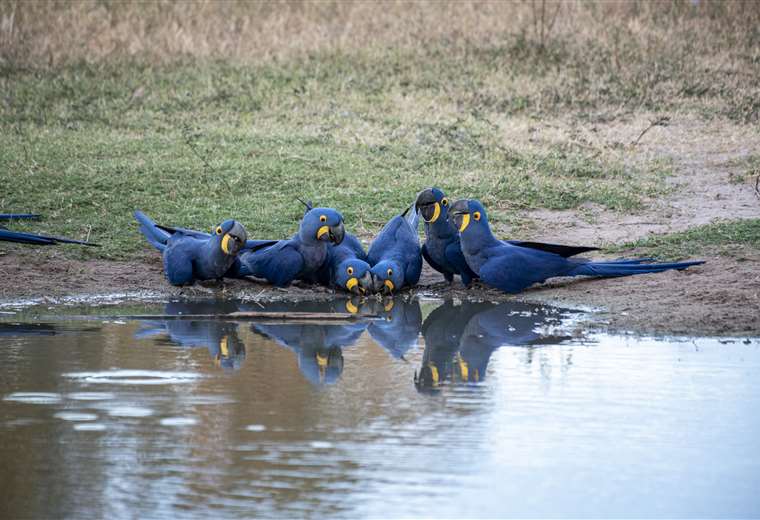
xmin=0 ymin=61 xmax=672 ymax=259
xmin=612 ymin=219 xmax=760 ymax=260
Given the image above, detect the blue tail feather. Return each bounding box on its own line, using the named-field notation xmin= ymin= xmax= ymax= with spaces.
xmin=572 ymin=259 xmax=705 ymax=278
xmin=134 ymin=210 xmax=170 ymax=251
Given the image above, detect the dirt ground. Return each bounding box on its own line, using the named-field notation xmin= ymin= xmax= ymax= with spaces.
xmin=1 ymin=115 xmax=758 ymax=336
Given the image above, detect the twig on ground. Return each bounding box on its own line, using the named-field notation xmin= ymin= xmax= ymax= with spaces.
xmin=754 ymin=171 xmax=760 ymax=200
xmin=632 ymin=116 xmax=671 ymax=146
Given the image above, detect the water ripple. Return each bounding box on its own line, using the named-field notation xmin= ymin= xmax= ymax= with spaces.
xmin=63 ymin=370 xmax=203 ymax=385
xmin=3 ymin=392 xmax=62 ymax=404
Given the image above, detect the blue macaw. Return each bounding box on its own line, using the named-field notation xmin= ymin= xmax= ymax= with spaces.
xmin=367 ymin=205 xmax=422 ymax=294
xmin=230 ymin=207 xmax=346 ymax=287
xmin=449 ymin=199 xmax=705 ymax=294
xmin=134 ymin=210 xmax=250 ymax=286
xmin=317 ymin=233 xmax=374 ymax=294
xmin=414 ymin=187 xmax=478 ymax=285
xmin=297 ymin=201 xmax=373 ymax=294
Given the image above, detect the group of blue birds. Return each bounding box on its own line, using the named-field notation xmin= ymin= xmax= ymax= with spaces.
xmin=134 ymin=187 xmax=704 ymax=295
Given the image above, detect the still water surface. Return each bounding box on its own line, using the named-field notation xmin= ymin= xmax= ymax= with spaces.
xmin=1 ymin=298 xmax=759 ymax=518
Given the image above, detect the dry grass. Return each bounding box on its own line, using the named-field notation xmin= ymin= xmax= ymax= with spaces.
xmin=2 ymin=1 xmax=759 ymax=122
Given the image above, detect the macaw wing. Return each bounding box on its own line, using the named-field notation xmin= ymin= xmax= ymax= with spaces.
xmin=505 ymin=240 xmax=599 ymax=258
xmin=242 ymin=239 xmax=280 ymax=253
xmin=155 ymin=224 xmax=210 ymax=239
xmin=246 ymin=241 xmax=305 ymax=287
xmin=444 ymin=241 xmax=472 ymax=276
xmin=421 ymin=243 xmax=446 ymax=274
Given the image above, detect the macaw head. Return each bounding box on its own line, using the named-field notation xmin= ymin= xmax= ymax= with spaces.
xmin=212 ymin=219 xmax=248 ymax=256
xmin=449 ymin=199 xmax=491 ymax=238
xmin=370 ymin=260 xmax=404 ymax=295
xmin=334 ymin=259 xmax=373 ymax=295
xmin=300 ymin=207 xmax=345 ymax=245
xmin=415 ymin=187 xmax=451 ymax=224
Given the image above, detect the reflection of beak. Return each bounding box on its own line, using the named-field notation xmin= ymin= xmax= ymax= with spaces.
xmin=316 ymin=353 xmax=328 ymax=368
xmin=345 ymin=300 xmax=359 ymax=314
xmin=220 ymin=336 xmax=229 ymax=358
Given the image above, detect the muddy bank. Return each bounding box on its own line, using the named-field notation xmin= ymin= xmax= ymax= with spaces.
xmin=1 ymin=247 xmax=757 ymax=336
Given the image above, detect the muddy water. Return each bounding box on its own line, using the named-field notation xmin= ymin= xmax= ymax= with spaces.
xmin=1 ymin=298 xmax=759 ymax=518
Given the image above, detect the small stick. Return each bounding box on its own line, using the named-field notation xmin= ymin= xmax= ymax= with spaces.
xmin=632 ymin=116 xmax=670 ymax=146
xmin=755 ymin=172 xmax=760 ymax=200
xmin=43 ymin=311 xmax=380 ymax=322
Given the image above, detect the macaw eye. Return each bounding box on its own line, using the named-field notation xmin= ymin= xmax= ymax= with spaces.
xmin=387 ymin=268 xmax=393 ymax=277
xmin=319 ymin=215 xmax=327 ymax=223
xmin=473 ymin=211 xmax=481 ymax=221
xmin=441 ymin=198 xmax=449 ymax=206
xmin=215 ymin=226 xmax=223 ymax=235
xmin=347 ymin=266 xmax=354 ymax=275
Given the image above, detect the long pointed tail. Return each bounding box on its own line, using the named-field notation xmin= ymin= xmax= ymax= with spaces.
xmin=134 ymin=210 xmax=169 ymax=251
xmin=571 ymin=259 xmax=705 ymax=278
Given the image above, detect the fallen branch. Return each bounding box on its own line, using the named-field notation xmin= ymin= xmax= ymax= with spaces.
xmin=45 ymin=311 xmax=379 ymax=322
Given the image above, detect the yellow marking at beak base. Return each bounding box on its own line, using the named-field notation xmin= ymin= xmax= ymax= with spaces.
xmin=458 ymin=213 xmax=471 ymax=232
xmin=426 ymin=202 xmax=441 ymax=223
xmin=345 ymin=300 xmax=359 ymax=314
xmin=221 ymin=234 xmax=233 ymax=254
xmin=384 ymin=279 xmax=395 ymax=292
xmin=220 ymin=336 xmax=229 ymax=358
xmin=384 ymin=299 xmax=395 ymax=312
xmin=316 ymin=353 xmax=328 ymax=368
xmin=430 ymin=364 xmax=439 ymax=385
xmin=346 ymin=277 xmax=358 ymax=292
xmin=317 ymin=225 xmax=330 ymax=240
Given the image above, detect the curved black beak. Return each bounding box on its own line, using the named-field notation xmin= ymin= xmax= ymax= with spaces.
xmin=222 ymin=221 xmax=248 ymax=255
xmin=358 ymin=271 xmax=373 ymax=294
xmin=415 ymin=188 xmax=439 ymax=223
xmin=328 ymin=221 xmax=345 ymax=245
xmin=449 ymin=199 xmax=470 ymax=232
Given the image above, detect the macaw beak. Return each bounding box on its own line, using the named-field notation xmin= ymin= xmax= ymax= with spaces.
xmin=318 ymin=221 xmax=345 ymax=244
xmin=450 ymin=199 xmax=471 ymax=233
xmin=220 ymin=222 xmax=248 ymax=255
xmin=383 ymin=279 xmax=395 ymax=295
xmin=415 ymin=188 xmax=440 ymax=223
xmin=345 ymin=276 xmax=360 ymax=294
xmin=358 ymin=271 xmax=373 ymax=294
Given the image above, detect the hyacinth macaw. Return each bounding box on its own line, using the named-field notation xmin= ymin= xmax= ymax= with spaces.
xmin=298 ymin=201 xmax=373 ymax=294
xmin=0 ymin=213 xmax=99 ymax=246
xmin=231 ymin=207 xmax=346 ymax=287
xmin=367 ymin=205 xmax=422 ymax=294
xmin=414 ymin=187 xmax=477 ymax=285
xmin=134 ymin=210 xmax=250 ymax=286
xmin=449 ymin=199 xmax=705 ymax=294
xmin=366 ymin=297 xmax=423 ymax=359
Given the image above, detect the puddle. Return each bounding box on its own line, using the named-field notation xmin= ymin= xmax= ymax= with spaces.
xmin=0 ymin=297 xmax=758 ymax=518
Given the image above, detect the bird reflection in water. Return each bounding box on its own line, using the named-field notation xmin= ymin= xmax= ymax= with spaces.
xmin=247 ymin=300 xmax=368 ymax=386
xmin=365 ymin=297 xmax=422 ymax=360
xmin=134 ymin=300 xmax=246 ymax=370
xmin=415 ymin=300 xmax=574 ymax=391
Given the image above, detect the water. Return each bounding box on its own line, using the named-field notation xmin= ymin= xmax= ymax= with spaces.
xmin=1 ymin=298 xmax=759 ymax=518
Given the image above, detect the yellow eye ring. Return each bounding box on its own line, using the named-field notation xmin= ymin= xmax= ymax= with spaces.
xmin=441 ymin=198 xmax=448 ymax=206
xmin=473 ymin=211 xmax=481 ymax=221
xmin=347 ymin=266 xmax=354 ymax=275
xmin=319 ymin=215 xmax=327 ymax=223
xmin=387 ymin=268 xmax=393 ymax=277
xmin=215 ymin=226 xmax=223 ymax=235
